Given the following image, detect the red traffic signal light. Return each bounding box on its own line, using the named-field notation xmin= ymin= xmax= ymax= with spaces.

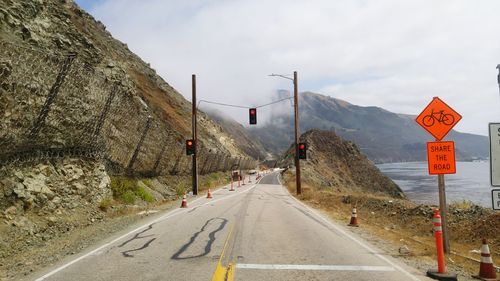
xmin=249 ymin=108 xmax=257 ymax=125
xmin=186 ymin=139 xmax=195 ymax=155
xmin=298 ymin=142 xmax=307 ymax=159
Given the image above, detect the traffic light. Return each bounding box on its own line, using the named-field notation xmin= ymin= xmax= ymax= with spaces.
xmin=186 ymin=139 xmax=195 ymax=155
xmin=249 ymin=108 xmax=257 ymax=125
xmin=298 ymin=143 xmax=307 ymax=159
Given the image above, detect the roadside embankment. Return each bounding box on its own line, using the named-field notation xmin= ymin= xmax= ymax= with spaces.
xmin=0 ymin=157 xmax=232 ymax=281
xmin=281 ymin=170 xmax=499 ymax=280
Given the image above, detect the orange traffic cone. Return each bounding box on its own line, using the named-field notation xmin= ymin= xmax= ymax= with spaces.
xmin=348 ymin=207 xmax=359 ymax=227
xmin=207 ymin=189 xmax=213 ymax=198
xmin=473 ymin=239 xmax=498 ymax=281
xmin=180 ymin=194 xmax=188 ymax=208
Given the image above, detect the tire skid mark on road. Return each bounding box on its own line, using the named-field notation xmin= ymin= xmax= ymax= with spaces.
xmin=122 ymin=238 xmax=157 ymax=258
xmin=34 ymin=177 xmax=263 ymax=281
xmin=290 ymin=205 xmax=336 ymax=232
xmin=118 ymin=223 xmax=155 ymax=248
xmin=118 ymin=223 xmax=156 ymax=258
xmin=171 ymin=217 xmax=228 ymax=260
xmin=187 ymin=206 xmax=202 ymax=213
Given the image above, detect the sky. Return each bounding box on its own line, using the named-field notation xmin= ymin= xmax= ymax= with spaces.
xmin=75 ymin=0 xmax=500 ymax=136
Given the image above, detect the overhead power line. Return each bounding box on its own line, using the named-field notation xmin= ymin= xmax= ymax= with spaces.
xmin=198 ymin=96 xmax=293 ymax=110
xmin=255 ymin=97 xmax=293 ymax=108
xmin=198 ymin=100 xmax=250 ymax=109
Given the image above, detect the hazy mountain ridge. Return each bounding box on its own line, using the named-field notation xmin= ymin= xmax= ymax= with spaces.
xmin=203 ymin=108 xmax=270 ymax=160
xmin=250 ymin=91 xmax=488 ymax=163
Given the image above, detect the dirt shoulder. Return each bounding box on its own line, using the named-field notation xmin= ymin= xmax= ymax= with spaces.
xmin=281 ymin=170 xmax=500 ymax=281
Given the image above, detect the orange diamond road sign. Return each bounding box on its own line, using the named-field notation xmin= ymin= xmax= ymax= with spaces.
xmin=416 ymin=97 xmax=462 ymax=141
xmin=427 ymin=141 xmax=456 ymax=175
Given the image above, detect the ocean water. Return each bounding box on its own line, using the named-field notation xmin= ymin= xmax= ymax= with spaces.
xmin=377 ymin=162 xmax=494 ymax=208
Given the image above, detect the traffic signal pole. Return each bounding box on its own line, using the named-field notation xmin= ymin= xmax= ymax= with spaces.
xmin=192 ymin=74 xmax=198 ymax=195
xmin=293 ymin=71 xmax=301 ymax=195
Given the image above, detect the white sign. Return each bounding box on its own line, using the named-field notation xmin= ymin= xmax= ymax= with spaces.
xmin=493 ymin=189 xmax=500 ymax=210
xmin=489 ymin=123 xmax=500 ymax=186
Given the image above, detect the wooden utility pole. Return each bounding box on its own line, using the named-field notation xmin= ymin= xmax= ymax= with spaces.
xmin=192 ymin=74 xmax=198 ymax=195
xmin=293 ymin=71 xmax=301 ymax=195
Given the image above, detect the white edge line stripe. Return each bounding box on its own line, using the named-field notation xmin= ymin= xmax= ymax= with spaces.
xmin=35 ymin=177 xmax=261 ymax=281
xmin=236 ymin=263 xmax=395 ymax=272
xmin=282 ymin=177 xmax=422 ymax=281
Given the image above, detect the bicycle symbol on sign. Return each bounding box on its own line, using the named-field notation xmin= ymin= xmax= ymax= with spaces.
xmin=422 ymin=109 xmax=455 ymax=127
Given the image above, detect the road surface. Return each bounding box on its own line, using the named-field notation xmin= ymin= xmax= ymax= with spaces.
xmin=30 ymin=171 xmax=431 ymax=281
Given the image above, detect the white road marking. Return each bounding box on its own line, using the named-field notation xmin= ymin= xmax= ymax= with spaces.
xmin=236 ymin=263 xmax=395 ymax=272
xmin=278 ymin=174 xmax=423 ymax=281
xmin=34 ymin=177 xmax=261 ymax=281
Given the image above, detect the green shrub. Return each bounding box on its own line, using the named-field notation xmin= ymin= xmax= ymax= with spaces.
xmin=204 ymin=179 xmax=214 ymax=189
xmin=99 ymin=197 xmax=114 ymax=211
xmin=111 ymin=176 xmax=157 ymax=203
xmin=142 ymin=179 xmax=153 ymax=188
xmin=110 ymin=176 xmax=137 ymax=197
xmin=136 ymin=186 xmax=154 ymax=203
xmin=120 ymin=190 xmax=136 ymax=204
xmin=175 ymin=181 xmax=188 ymax=197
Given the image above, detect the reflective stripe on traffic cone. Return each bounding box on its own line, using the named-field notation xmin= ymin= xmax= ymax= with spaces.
xmin=473 ymin=239 xmax=498 ymax=281
xmin=180 ymin=194 xmax=188 ymax=208
xmin=348 ymin=207 xmax=359 ymax=227
xmin=207 ymin=189 xmax=213 ymax=198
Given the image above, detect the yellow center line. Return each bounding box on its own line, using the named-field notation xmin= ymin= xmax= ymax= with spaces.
xmin=211 ymin=223 xmax=236 ymax=281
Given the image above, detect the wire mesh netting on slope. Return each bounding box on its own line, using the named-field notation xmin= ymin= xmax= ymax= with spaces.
xmin=0 ymin=41 xmax=256 ymax=176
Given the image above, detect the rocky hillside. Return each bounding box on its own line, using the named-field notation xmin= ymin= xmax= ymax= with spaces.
xmin=0 ymin=1 xmax=257 ymax=279
xmin=280 ymin=130 xmax=405 ymax=198
xmin=203 ymin=108 xmax=270 ymax=160
xmin=0 ymin=0 xmax=255 ymax=174
xmin=251 ymin=91 xmax=488 ymax=163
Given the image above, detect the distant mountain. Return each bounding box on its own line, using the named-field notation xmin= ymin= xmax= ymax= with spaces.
xmin=250 ymin=91 xmax=488 ymax=163
xmin=203 ymin=108 xmax=270 ymax=160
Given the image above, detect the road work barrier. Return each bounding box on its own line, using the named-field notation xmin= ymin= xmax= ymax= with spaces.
xmin=473 ymin=239 xmax=498 ymax=281
xmin=180 ymin=194 xmax=188 ymax=208
xmin=427 ymin=209 xmax=457 ymax=281
xmin=348 ymin=207 xmax=359 ymax=227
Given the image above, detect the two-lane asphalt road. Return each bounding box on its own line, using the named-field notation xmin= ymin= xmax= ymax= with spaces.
xmin=31 ymin=172 xmax=431 ymax=281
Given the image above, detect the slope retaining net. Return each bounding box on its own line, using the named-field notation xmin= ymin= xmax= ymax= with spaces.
xmin=0 ymin=41 xmax=255 ymax=175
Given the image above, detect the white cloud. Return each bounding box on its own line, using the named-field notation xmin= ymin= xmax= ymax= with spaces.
xmin=87 ymin=0 xmax=500 ymax=135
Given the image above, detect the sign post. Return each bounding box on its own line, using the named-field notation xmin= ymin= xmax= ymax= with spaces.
xmin=416 ymin=97 xmax=462 ymax=254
